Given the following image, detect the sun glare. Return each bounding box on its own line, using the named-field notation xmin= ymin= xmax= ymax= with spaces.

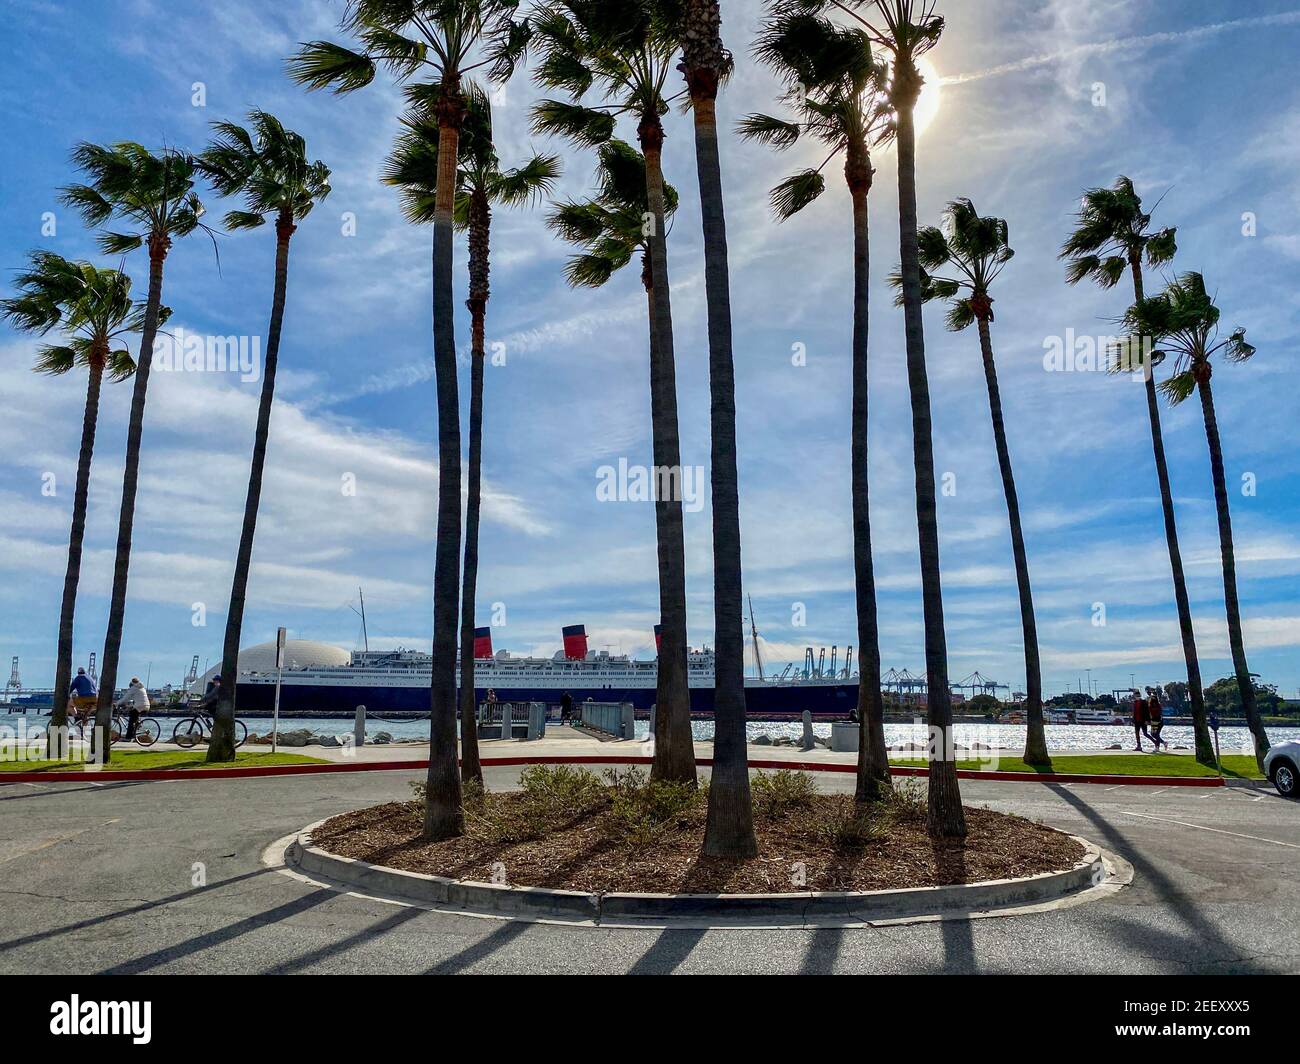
xmin=913 ymin=58 xmax=942 ymax=137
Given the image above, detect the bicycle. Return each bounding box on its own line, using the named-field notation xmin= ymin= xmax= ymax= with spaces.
xmin=172 ymin=712 xmax=247 ymax=749
xmin=109 ymin=713 xmax=161 ymax=746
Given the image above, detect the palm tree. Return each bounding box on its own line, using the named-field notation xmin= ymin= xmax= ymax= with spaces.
xmin=1061 ymin=176 xmax=1216 ymax=767
xmin=383 ymin=89 xmax=560 ymax=787
xmin=530 ymin=0 xmax=696 ymax=785
xmin=898 ymin=199 xmax=1050 ymax=767
xmin=59 ymin=143 xmax=208 ymax=764
xmin=289 ymin=0 xmax=527 ymax=838
xmin=833 ymin=0 xmax=962 ymax=837
xmin=680 ymin=0 xmax=755 ymax=855
xmin=1 ymin=253 xmax=153 ymax=757
xmin=739 ymin=7 xmax=893 ymax=804
xmin=1121 ymin=272 xmax=1270 ymax=770
xmin=196 ymin=112 xmax=331 ymax=763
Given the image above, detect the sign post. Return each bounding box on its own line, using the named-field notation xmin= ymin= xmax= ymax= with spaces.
xmin=273 ymin=627 xmax=286 ymax=755
xmin=1209 ymin=710 xmax=1222 ymax=778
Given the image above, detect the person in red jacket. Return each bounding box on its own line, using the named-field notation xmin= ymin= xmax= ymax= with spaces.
xmin=1131 ymin=690 xmax=1151 ymax=751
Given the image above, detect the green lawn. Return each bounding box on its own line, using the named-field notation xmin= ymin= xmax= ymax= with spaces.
xmin=0 ymin=749 xmax=329 ymax=773
xmin=889 ymin=752 xmax=1264 ymax=780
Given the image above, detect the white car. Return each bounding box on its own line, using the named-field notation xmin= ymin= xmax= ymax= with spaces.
xmin=1264 ymin=740 xmax=1299 ymax=798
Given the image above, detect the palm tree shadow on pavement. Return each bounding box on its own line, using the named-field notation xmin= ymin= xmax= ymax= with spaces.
xmin=628 ymin=927 xmax=708 ymax=974
xmin=98 ymin=887 xmax=338 ymax=975
xmin=932 ymin=842 xmax=976 ymax=973
xmin=425 ymin=919 xmax=532 ymax=975
xmin=0 ymin=866 xmax=270 ymax=954
xmin=273 ymin=905 xmax=427 ymax=973
xmin=1045 ymin=784 xmax=1268 ymax=973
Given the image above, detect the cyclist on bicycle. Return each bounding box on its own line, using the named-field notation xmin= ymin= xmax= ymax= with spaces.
xmin=115 ymin=678 xmax=149 ymax=741
xmin=68 ymin=668 xmax=97 ymax=727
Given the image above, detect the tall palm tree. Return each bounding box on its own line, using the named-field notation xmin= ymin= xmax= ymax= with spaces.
xmin=1061 ymin=177 xmax=1215 ymax=767
xmin=530 ymin=0 xmax=696 ymax=785
xmin=835 ymin=0 xmax=963 ymax=837
xmin=383 ymin=89 xmax=560 ymax=787
xmin=739 ymin=7 xmax=893 ymax=804
xmin=898 ymin=199 xmax=1050 ymax=767
xmin=196 ymin=112 xmax=331 ymax=763
xmin=1 ymin=253 xmax=153 ymax=756
xmin=1121 ymin=273 xmax=1270 ymax=770
xmin=680 ymin=0 xmax=755 ymax=856
xmin=60 ymin=143 xmax=208 ymax=764
xmin=289 ymin=0 xmax=527 ymax=838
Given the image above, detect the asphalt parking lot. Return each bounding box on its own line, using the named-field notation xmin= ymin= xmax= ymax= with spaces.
xmin=1 ymin=766 xmax=1295 ymax=974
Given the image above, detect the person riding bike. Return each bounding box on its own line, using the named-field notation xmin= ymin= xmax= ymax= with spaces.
xmin=68 ymin=667 xmax=97 ymax=728
xmin=115 ymin=678 xmax=150 ymax=741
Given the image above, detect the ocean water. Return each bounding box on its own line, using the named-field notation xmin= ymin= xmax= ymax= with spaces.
xmin=3 ymin=710 xmax=1294 ymax=754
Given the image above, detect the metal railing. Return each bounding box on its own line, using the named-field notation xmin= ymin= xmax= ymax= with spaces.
xmin=579 ymin=700 xmax=636 ymax=739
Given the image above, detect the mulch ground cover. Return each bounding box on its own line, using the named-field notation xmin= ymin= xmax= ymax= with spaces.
xmin=311 ymin=773 xmax=1083 ymax=894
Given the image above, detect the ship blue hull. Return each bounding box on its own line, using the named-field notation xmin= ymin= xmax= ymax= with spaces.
xmin=234 ymin=679 xmax=858 ymax=720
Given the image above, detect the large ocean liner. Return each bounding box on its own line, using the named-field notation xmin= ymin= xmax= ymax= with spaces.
xmin=231 ymin=621 xmax=859 ymax=720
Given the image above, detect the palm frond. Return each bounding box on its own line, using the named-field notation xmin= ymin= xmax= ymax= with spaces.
xmin=736 ymin=112 xmax=802 ymax=149
xmin=770 ymin=168 xmax=825 ymax=220
xmin=286 ymin=40 xmax=378 ymax=93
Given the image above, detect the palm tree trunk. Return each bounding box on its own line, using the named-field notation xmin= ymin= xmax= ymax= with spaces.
xmin=849 ymin=182 xmax=890 ymax=801
xmin=639 ymin=116 xmax=696 ymax=786
xmin=93 ymin=234 xmax=169 ymax=765
xmin=424 ymin=89 xmax=465 ymax=839
xmin=458 ymin=192 xmax=490 ymax=788
xmin=1129 ymin=261 xmax=1215 ymax=766
xmin=894 ymin=98 xmax=965 ymax=839
xmin=207 ymin=213 xmax=296 ymax=763
xmin=689 ymin=84 xmax=755 ymax=856
xmin=1195 ymin=373 xmax=1269 ymax=770
xmin=49 ymin=357 xmax=105 ymax=759
xmin=976 ymin=313 xmax=1049 ymax=768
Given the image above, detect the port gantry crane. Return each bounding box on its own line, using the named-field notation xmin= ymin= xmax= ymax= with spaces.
xmin=953 ymin=671 xmax=1010 ymax=702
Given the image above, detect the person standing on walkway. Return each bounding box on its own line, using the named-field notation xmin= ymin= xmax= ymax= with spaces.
xmin=1147 ymin=689 xmax=1167 ymax=750
xmin=560 ymin=691 xmax=573 ymax=726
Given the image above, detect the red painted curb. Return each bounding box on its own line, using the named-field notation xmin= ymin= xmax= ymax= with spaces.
xmin=0 ymin=752 xmax=1227 ymax=787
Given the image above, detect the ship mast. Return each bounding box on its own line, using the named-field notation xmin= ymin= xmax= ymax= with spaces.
xmin=356 ymin=587 xmax=370 ymax=655
xmin=747 ymin=595 xmax=764 ymax=681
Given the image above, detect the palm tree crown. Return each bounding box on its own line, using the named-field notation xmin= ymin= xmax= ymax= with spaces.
xmin=59 ymin=143 xmax=209 ymax=258
xmin=384 ymin=88 xmax=560 ymax=228
xmin=1061 ymin=175 xmax=1176 ymax=290
xmin=739 ymin=9 xmax=890 ymax=217
xmin=1122 ymin=272 xmax=1254 ymax=404
xmin=198 ymin=111 xmax=332 ymax=232
xmin=2 ymin=252 xmax=157 ymax=379
xmin=529 ymin=0 xmax=683 ymax=147
xmin=546 ymin=140 xmax=678 ymax=290
xmin=288 ymin=0 xmax=527 ymax=100
xmin=902 ymin=197 xmax=1014 ymax=329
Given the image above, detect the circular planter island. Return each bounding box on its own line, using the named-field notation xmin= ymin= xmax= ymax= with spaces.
xmin=276 ymin=767 xmax=1125 ymax=928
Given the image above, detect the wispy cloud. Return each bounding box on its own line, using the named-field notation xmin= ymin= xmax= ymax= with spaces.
xmin=942 ymin=10 xmax=1300 ymax=85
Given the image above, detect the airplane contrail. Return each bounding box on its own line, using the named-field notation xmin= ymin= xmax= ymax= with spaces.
xmin=941 ymin=10 xmax=1300 ymax=86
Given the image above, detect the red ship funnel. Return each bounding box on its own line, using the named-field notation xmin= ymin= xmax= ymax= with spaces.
xmin=653 ymin=623 xmax=663 ymax=653
xmin=562 ymin=624 xmax=588 ymax=660
xmin=473 ymin=626 xmax=493 ymax=659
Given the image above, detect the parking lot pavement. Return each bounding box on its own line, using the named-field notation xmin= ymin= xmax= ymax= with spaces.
xmin=0 ymin=767 xmax=1295 ymax=974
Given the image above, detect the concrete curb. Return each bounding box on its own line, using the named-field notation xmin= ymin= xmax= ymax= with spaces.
xmin=285 ymin=817 xmax=1108 ymax=928
xmin=1 ymin=752 xmax=1229 ymax=787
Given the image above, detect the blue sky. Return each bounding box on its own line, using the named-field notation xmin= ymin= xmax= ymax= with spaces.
xmin=1 ymin=0 xmax=1298 ymax=700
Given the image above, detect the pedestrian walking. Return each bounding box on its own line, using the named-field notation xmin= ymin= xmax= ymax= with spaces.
xmin=1147 ymin=689 xmax=1167 ymax=750
xmin=1131 ymin=690 xmax=1153 ymax=751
